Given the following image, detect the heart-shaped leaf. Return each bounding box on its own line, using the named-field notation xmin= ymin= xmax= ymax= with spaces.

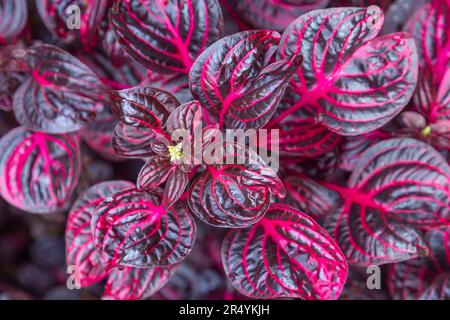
xmin=65 ymin=180 xmax=134 ymax=288
xmin=326 ymin=138 xmax=450 ymax=266
xmin=276 ymin=7 xmax=418 ymax=135
xmin=221 ymin=0 xmax=329 ymax=31
xmin=188 ymin=143 xmax=285 ymax=228
xmin=92 ymin=188 xmax=196 ymax=269
xmin=36 ymin=0 xmax=109 ymax=47
xmin=0 ymin=0 xmax=28 ymax=44
xmin=0 ymin=127 xmax=81 ymax=214
xmin=110 ymin=0 xmax=224 ymax=74
xmin=103 ymin=266 xmax=173 ymax=300
xmin=190 ymin=30 xmax=302 ymax=129
xmin=13 ymin=44 xmax=107 ymax=133
xmin=222 ymin=203 xmax=348 ymax=299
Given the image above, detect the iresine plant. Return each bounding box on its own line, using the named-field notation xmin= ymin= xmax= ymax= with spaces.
xmin=0 ymin=0 xmax=449 ymax=300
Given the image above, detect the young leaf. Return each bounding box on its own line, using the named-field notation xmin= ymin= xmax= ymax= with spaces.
xmin=0 ymin=127 xmax=81 ymax=214
xmin=110 ymin=0 xmax=224 ymax=74
xmin=103 ymin=266 xmax=173 ymax=300
xmin=222 ymin=203 xmax=348 ymax=300
xmin=65 ymin=180 xmax=134 ymax=288
xmin=92 ymin=188 xmax=196 ymax=269
xmin=190 ymin=30 xmax=302 ymax=129
xmin=326 ymin=138 xmax=450 ymax=266
xmin=13 ymin=44 xmax=107 ymax=133
xmin=276 ymin=7 xmax=418 ymax=135
xmin=188 ymin=143 xmax=285 ymax=228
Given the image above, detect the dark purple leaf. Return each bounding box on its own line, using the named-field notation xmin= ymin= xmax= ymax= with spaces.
xmin=190 ymin=30 xmax=302 ymax=129
xmin=92 ymin=188 xmax=196 ymax=269
xmin=81 ymin=108 xmax=122 ymax=161
xmin=222 ymin=203 xmax=348 ymax=299
xmin=110 ymin=86 xmax=180 ymax=133
xmin=276 ymin=105 xmax=342 ymax=157
xmin=384 ymin=0 xmax=427 ymax=34
xmin=65 ymin=180 xmax=134 ymax=288
xmin=404 ymin=0 xmax=449 ymax=74
xmin=275 ymin=7 xmax=418 ymax=135
xmin=110 ymin=0 xmax=224 ymax=74
xmin=13 ymin=44 xmax=107 ymax=133
xmin=36 ymin=0 xmax=109 ymax=47
xmin=426 ymin=227 xmax=450 ymax=271
xmin=284 ymin=173 xmax=341 ymax=221
xmin=110 ymin=86 xmax=181 ymax=158
xmin=0 ymin=0 xmax=28 ymax=44
xmin=0 ymin=127 xmax=81 ymax=214
xmin=221 ymin=0 xmax=329 ymax=31
xmin=326 ymin=138 xmax=450 ymax=266
xmin=103 ymin=266 xmax=173 ymax=300
xmin=387 ymin=258 xmax=435 ymax=300
xmin=0 ymin=44 xmax=28 ymax=111
xmin=188 ymin=143 xmax=285 ymax=228
xmin=419 ymin=272 xmax=450 ymax=300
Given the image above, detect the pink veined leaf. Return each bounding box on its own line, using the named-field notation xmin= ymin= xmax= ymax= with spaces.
xmin=329 ymin=0 xmax=393 ymax=10
xmin=338 ymin=130 xmax=387 ymax=171
xmin=110 ymin=86 xmax=180 ymax=133
xmin=81 ymin=107 xmax=123 ymax=162
xmin=0 ymin=127 xmax=81 ymax=214
xmin=273 ymin=7 xmax=418 ymax=136
xmin=188 ymin=143 xmax=286 ymax=228
xmin=13 ymin=44 xmax=107 ymax=134
xmin=110 ymin=86 xmax=180 ymax=158
xmin=91 ymin=188 xmax=196 ymax=269
xmin=425 ymin=227 xmax=450 ymax=272
xmin=65 ymin=180 xmax=134 ymax=288
xmin=137 ymin=101 xmax=202 ymax=206
xmin=387 ymin=226 xmax=450 ymax=300
xmin=387 ymin=258 xmax=435 ymax=300
xmin=77 ymin=50 xmax=147 ymax=90
xmin=0 ymin=44 xmax=28 ymax=111
xmin=403 ymin=0 xmax=450 ymax=76
xmin=36 ymin=0 xmax=109 ymax=47
xmin=222 ymin=203 xmax=348 ymax=300
xmin=284 ymin=173 xmax=342 ymax=222
xmin=325 ymin=138 xmax=450 ymax=266
xmin=419 ymin=272 xmax=450 ymax=300
xmin=275 ymin=98 xmax=342 ymax=157
xmin=0 ymin=0 xmax=28 ymax=44
xmin=220 ymin=0 xmax=329 ymax=31
xmin=137 ymin=156 xmax=175 ymax=190
xmin=415 ymin=67 xmax=450 ymax=123
xmin=112 ymin=123 xmax=159 ymax=159
xmin=103 ymin=266 xmax=173 ymax=300
xmin=109 ymin=0 xmax=224 ymax=74
xmin=190 ymin=30 xmax=302 ymax=130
